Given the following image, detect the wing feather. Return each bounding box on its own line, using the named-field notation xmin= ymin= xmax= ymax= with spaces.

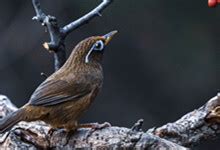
xmin=29 ymin=79 xmax=91 ymax=106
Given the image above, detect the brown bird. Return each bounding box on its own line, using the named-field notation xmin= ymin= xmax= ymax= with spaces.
xmin=0 ymin=30 xmax=117 ymax=133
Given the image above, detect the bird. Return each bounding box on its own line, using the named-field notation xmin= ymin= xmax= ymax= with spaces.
xmin=0 ymin=30 xmax=117 ymax=133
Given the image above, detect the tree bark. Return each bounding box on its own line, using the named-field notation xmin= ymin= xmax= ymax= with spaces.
xmin=149 ymin=93 xmax=220 ymax=147
xmin=1 ymin=94 xmax=220 ymax=149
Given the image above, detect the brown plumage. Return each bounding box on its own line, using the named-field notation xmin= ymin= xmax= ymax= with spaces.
xmin=0 ymin=31 xmax=117 ymax=133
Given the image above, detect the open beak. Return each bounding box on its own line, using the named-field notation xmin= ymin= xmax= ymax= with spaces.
xmin=103 ymin=30 xmax=118 ymax=45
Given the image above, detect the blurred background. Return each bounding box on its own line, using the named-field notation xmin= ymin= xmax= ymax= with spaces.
xmin=0 ymin=0 xmax=219 ymax=149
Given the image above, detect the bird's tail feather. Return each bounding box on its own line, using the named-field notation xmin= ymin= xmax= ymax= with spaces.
xmin=0 ymin=109 xmax=25 ymax=133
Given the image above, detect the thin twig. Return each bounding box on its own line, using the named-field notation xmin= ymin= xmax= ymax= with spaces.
xmin=62 ymin=0 xmax=113 ymax=35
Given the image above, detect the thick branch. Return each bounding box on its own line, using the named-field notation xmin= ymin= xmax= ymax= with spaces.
xmin=1 ymin=94 xmax=220 ymax=149
xmin=32 ymin=0 xmax=66 ymax=71
xmin=149 ymin=93 xmax=220 ymax=147
xmin=0 ymin=95 xmax=186 ymax=149
xmin=31 ymin=0 xmax=112 ymax=71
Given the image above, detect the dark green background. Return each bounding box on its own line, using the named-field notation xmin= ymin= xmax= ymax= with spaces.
xmin=0 ymin=0 xmax=219 ymax=149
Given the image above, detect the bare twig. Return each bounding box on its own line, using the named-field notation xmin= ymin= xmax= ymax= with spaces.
xmin=148 ymin=93 xmax=220 ymax=147
xmin=31 ymin=0 xmax=113 ymax=71
xmin=62 ymin=0 xmax=113 ymax=35
xmin=40 ymin=72 xmax=48 ymax=79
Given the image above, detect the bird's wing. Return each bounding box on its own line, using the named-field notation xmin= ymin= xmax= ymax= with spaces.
xmin=29 ymin=79 xmax=91 ymax=106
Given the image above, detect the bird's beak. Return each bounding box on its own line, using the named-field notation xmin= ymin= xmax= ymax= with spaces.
xmin=103 ymin=30 xmax=118 ymax=45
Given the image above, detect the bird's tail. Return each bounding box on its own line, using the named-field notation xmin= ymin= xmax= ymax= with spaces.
xmin=0 ymin=108 xmax=25 ymax=133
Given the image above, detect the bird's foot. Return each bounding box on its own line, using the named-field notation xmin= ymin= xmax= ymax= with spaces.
xmin=47 ymin=127 xmax=76 ymax=146
xmin=47 ymin=127 xmax=58 ymax=137
xmin=79 ymin=122 xmax=111 ymax=129
xmin=64 ymin=129 xmax=76 ymax=145
xmin=78 ymin=122 xmax=111 ymax=141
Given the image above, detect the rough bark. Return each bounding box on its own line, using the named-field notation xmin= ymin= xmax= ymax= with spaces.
xmin=1 ymin=94 xmax=220 ymax=149
xmin=149 ymin=93 xmax=220 ymax=147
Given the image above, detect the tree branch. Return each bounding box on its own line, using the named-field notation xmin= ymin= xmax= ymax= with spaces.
xmin=148 ymin=93 xmax=220 ymax=147
xmin=0 ymin=95 xmax=187 ymax=149
xmin=31 ymin=0 xmax=113 ymax=71
xmin=62 ymin=0 xmax=113 ymax=35
xmin=1 ymin=94 xmax=220 ymax=149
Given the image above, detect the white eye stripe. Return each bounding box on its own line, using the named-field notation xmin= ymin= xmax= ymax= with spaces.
xmin=94 ymin=40 xmax=104 ymax=51
xmin=85 ymin=40 xmax=105 ymax=63
xmin=85 ymin=44 xmax=95 ymax=63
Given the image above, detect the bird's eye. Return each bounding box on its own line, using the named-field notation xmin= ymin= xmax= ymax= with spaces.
xmin=93 ymin=40 xmax=104 ymax=51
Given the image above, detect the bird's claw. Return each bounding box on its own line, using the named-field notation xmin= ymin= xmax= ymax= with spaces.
xmin=47 ymin=128 xmax=57 ymax=137
xmin=80 ymin=122 xmax=111 ymax=141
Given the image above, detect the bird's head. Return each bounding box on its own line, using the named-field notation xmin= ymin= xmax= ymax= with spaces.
xmin=66 ymin=30 xmax=117 ymax=67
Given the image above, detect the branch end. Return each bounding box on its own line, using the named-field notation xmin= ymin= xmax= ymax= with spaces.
xmin=43 ymin=42 xmax=50 ymax=51
xmin=131 ymin=119 xmax=144 ymax=132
